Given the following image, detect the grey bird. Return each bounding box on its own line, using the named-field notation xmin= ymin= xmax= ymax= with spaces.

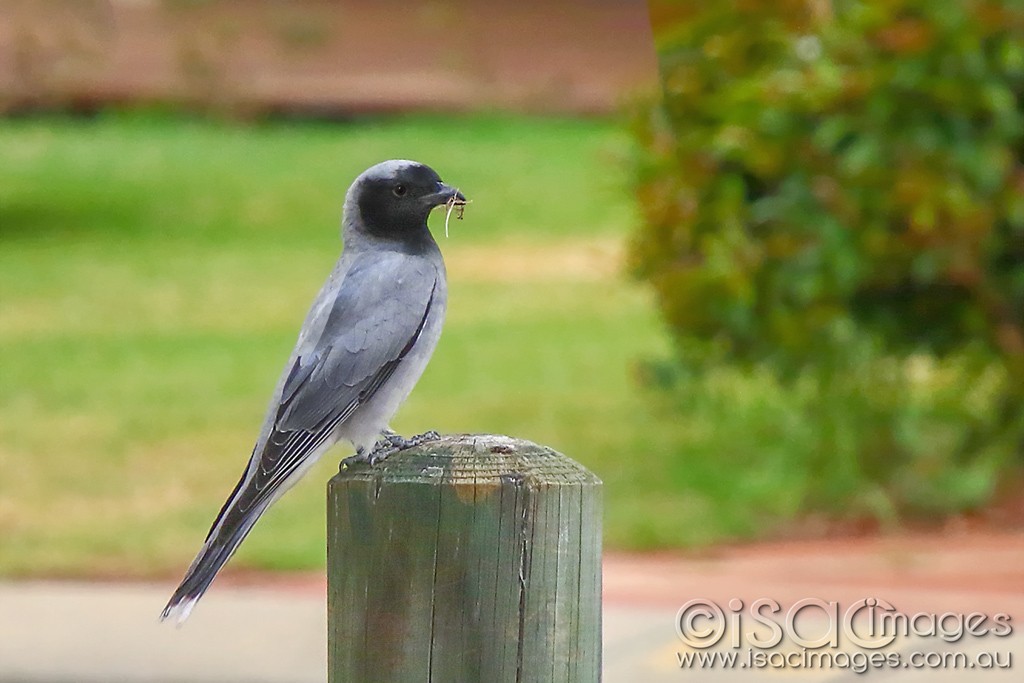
xmin=160 ymin=160 xmax=465 ymax=624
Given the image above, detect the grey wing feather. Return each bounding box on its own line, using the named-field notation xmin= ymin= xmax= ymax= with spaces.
xmin=238 ymin=252 xmax=438 ymax=511
xmin=161 ymin=251 xmax=438 ymax=620
xmin=277 ymin=255 xmax=437 ymax=429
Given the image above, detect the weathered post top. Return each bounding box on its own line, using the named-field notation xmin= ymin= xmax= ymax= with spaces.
xmin=327 ymin=433 xmax=602 ymax=683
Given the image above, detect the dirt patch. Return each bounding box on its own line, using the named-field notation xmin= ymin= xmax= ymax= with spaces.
xmin=603 ymin=530 xmax=1024 ymax=614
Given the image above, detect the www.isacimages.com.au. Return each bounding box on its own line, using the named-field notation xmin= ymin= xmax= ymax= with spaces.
xmin=677 ymin=647 xmax=1012 ymax=674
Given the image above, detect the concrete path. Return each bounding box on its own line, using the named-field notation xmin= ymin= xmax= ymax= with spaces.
xmin=2 ymin=531 xmax=1022 ymax=682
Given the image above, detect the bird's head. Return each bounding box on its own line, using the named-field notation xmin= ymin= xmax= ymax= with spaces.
xmin=345 ymin=160 xmax=466 ymax=241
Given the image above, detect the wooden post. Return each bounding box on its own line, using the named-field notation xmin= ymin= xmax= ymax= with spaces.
xmin=327 ymin=434 xmax=602 ymax=682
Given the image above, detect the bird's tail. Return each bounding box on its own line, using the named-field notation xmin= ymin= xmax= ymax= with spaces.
xmin=161 ymin=430 xmax=332 ymax=624
xmin=159 ymin=472 xmax=267 ymax=625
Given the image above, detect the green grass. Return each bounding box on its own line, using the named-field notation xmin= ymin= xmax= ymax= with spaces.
xmin=0 ymin=112 xmax=694 ymax=577
xmin=5 ymin=113 xmax=1009 ymax=580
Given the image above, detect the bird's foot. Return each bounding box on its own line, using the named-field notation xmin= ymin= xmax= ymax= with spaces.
xmin=340 ymin=448 xmax=370 ymax=470
xmin=371 ymin=429 xmax=442 ymax=460
xmin=404 ymin=430 xmax=441 ymax=448
xmin=341 ymin=443 xmax=396 ymax=468
xmin=339 ymin=431 xmax=442 ymax=470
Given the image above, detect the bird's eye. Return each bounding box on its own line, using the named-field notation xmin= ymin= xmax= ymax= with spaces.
xmin=393 ymin=184 xmax=407 ymax=197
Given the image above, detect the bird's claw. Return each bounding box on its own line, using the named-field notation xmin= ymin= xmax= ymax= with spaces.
xmin=339 ymin=430 xmax=442 ymax=470
xmin=340 ymin=444 xmax=399 ymax=469
xmin=378 ymin=429 xmax=441 ymax=453
xmin=340 ymin=450 xmax=366 ymax=470
xmin=340 ymin=446 xmax=388 ymax=469
xmin=409 ymin=430 xmax=441 ymax=445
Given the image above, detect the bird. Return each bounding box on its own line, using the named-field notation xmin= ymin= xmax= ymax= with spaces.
xmin=160 ymin=160 xmax=465 ymax=624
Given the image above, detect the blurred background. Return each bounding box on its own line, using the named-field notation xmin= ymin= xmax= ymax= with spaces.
xmin=636 ymin=0 xmax=1023 ymax=541
xmin=0 ymin=0 xmax=663 ymax=579
xmin=1 ymin=0 xmax=1023 ymax=680
xmin=2 ymin=0 xmax=1019 ymax=577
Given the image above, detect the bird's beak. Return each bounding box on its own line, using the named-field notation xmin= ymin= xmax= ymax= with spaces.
xmin=425 ymin=182 xmax=467 ymax=207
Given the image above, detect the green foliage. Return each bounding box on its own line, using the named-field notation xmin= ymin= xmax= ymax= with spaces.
xmin=632 ymin=0 xmax=1024 ymax=522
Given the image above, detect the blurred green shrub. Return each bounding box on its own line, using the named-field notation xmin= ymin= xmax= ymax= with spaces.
xmin=631 ymin=0 xmax=1024 ymax=523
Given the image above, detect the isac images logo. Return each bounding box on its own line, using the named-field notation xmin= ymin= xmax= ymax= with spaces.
xmin=675 ymin=598 xmax=1014 ymax=674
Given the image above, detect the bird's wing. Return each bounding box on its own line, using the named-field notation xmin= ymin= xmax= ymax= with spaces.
xmin=227 ymin=251 xmax=438 ymax=519
xmin=161 ymin=252 xmax=438 ymax=621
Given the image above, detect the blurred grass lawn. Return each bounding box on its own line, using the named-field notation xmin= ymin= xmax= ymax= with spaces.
xmin=0 ymin=113 xmax=711 ymax=578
